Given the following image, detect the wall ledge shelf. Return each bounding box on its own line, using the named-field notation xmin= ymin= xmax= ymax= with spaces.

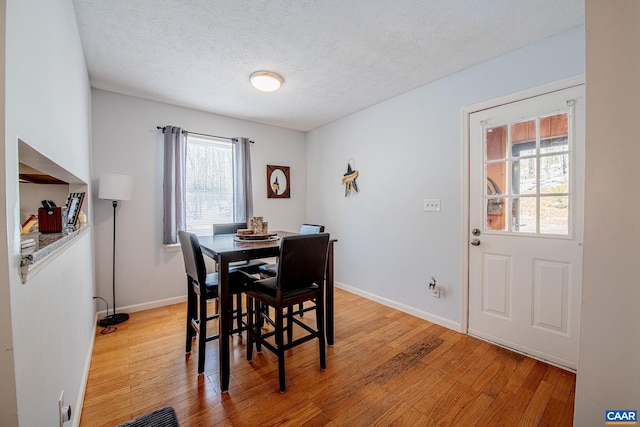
xmin=20 ymin=224 xmax=91 ymax=284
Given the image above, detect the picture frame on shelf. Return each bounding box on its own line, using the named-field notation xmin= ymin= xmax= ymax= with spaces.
xmin=65 ymin=192 xmax=85 ymax=228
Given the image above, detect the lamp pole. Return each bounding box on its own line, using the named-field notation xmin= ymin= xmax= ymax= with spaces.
xmin=97 ymin=174 xmax=132 ymax=327
xmin=97 ymin=200 xmax=129 ymax=326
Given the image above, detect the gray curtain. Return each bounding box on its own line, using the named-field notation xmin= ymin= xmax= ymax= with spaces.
xmin=233 ymin=137 xmax=253 ymax=223
xmin=162 ymin=126 xmax=186 ymax=244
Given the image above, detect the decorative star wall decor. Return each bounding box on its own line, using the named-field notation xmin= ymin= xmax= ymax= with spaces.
xmin=341 ymin=162 xmax=359 ymax=197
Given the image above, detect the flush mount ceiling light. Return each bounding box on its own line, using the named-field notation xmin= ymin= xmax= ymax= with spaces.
xmin=250 ymin=71 xmax=284 ymax=92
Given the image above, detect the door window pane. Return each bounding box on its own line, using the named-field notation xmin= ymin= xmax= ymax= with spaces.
xmin=540 ymin=113 xmax=568 ymax=154
xmin=487 ymin=161 xmax=506 ymax=197
xmin=487 ymin=198 xmax=507 ymax=231
xmin=511 ymin=119 xmax=536 ymax=157
xmin=512 ymin=157 xmax=536 ymax=195
xmin=540 ymin=154 xmax=569 ymax=195
xmin=486 ymin=125 xmax=507 ymax=161
xmin=540 ymin=136 xmax=568 ymax=154
xmin=511 ymin=119 xmax=535 ymax=143
xmin=486 ymin=160 xmax=507 ymax=231
xmin=540 ymin=196 xmax=569 ymax=234
xmin=512 ymin=197 xmax=536 ymax=233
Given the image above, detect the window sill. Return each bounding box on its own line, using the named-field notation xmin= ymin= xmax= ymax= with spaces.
xmin=20 ymin=224 xmax=91 ymax=284
xmin=164 ymin=243 xmax=181 ymax=252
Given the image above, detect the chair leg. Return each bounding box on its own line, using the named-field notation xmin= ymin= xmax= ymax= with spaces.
xmin=186 ymin=279 xmax=196 ymax=353
xmin=197 ymin=292 xmax=207 ymax=374
xmin=256 ymin=301 xmax=262 ymax=352
xmin=286 ymin=306 xmax=294 ymax=344
xmin=259 ymin=304 xmax=267 ymax=328
xmin=298 ymin=302 xmax=304 ymax=317
xmin=235 ymin=293 xmax=243 ymax=334
xmin=276 ymin=308 xmax=286 ymax=392
xmin=316 ymin=294 xmax=326 ymax=371
xmin=246 ymin=295 xmax=254 ymax=361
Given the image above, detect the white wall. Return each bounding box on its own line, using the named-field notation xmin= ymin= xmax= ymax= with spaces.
xmin=3 ymin=0 xmax=95 ymax=426
xmin=90 ymin=90 xmax=307 ymax=312
xmin=0 ymin=0 xmax=15 ymax=424
xmin=307 ymin=27 xmax=585 ymax=329
xmin=575 ymin=1 xmax=640 ymax=424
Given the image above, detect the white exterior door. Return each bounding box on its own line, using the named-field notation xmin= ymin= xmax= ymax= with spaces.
xmin=468 ymin=85 xmax=585 ymax=370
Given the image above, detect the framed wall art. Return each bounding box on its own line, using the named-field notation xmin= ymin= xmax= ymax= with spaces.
xmin=266 ymin=165 xmax=290 ymax=198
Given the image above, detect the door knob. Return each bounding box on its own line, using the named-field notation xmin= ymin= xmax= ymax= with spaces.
xmin=470 ymin=238 xmax=481 ymax=246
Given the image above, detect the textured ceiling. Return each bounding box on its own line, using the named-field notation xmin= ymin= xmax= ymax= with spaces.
xmin=73 ymin=0 xmax=584 ymax=132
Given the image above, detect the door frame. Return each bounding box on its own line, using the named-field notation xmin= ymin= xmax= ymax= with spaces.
xmin=459 ymin=75 xmax=585 ymax=333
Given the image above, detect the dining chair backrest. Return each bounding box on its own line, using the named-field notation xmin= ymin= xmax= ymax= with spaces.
xmin=299 ymin=223 xmax=325 ymax=234
xmin=178 ymin=230 xmax=207 ymax=285
xmin=213 ymin=222 xmax=247 ymax=235
xmin=276 ymin=233 xmax=330 ymax=294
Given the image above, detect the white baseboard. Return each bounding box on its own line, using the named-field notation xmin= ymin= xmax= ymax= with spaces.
xmin=104 ymin=288 xmax=461 ymax=332
xmin=95 ymin=295 xmax=188 ymax=318
xmin=335 ymin=282 xmax=461 ymax=332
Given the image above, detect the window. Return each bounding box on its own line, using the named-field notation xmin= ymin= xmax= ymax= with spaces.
xmin=162 ymin=126 xmax=253 ymax=244
xmin=185 ymin=135 xmax=234 ymax=234
xmin=484 ymin=111 xmax=572 ymax=236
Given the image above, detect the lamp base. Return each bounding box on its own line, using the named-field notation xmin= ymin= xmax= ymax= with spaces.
xmin=97 ymin=313 xmax=129 ymax=327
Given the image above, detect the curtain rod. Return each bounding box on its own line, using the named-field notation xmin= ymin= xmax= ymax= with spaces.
xmin=156 ymin=126 xmax=254 ymax=143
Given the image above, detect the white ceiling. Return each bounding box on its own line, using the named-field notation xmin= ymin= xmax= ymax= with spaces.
xmin=73 ymin=0 xmax=584 ymax=132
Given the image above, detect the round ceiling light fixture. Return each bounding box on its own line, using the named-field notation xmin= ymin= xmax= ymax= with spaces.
xmin=250 ymin=71 xmax=284 ymax=92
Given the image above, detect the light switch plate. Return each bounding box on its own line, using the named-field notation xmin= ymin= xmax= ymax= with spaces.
xmin=423 ymin=199 xmax=441 ymax=212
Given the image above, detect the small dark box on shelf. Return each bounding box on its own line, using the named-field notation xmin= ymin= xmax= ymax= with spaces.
xmin=38 ymin=207 xmax=63 ymax=233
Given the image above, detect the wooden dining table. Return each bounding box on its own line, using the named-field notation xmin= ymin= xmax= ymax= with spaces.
xmin=198 ymin=230 xmax=337 ymax=392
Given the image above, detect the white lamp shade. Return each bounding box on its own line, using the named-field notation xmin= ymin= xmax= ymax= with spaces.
xmin=99 ymin=173 xmax=133 ymax=201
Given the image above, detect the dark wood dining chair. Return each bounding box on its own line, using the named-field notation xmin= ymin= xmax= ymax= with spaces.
xmin=211 ymin=222 xmax=269 ymax=331
xmin=258 ymin=223 xmax=325 ymax=278
xmin=178 ymin=230 xmax=250 ymax=374
xmin=245 ymin=233 xmax=330 ymax=392
xmin=258 ymin=224 xmax=325 ymax=318
xmin=212 ymin=222 xmax=268 ymax=274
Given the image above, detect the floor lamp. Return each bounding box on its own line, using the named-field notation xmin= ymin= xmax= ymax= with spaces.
xmin=97 ymin=173 xmax=133 ymax=327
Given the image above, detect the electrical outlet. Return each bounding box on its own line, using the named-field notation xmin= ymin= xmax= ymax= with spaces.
xmin=58 ymin=391 xmax=64 ymax=427
xmin=58 ymin=390 xmax=71 ymax=426
xmin=423 ymin=199 xmax=441 ymax=212
xmin=431 ymin=286 xmax=440 ymax=298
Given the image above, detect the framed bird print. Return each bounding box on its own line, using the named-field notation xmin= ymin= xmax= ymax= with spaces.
xmin=267 ymin=165 xmax=290 ymax=198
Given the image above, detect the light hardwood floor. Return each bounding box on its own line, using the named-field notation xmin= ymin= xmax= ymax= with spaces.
xmin=80 ymin=288 xmax=575 ymax=426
